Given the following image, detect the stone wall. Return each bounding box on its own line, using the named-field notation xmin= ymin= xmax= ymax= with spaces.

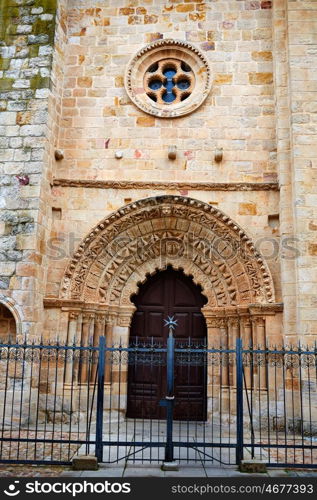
xmin=47 ymin=0 xmax=281 ymax=340
xmin=286 ymin=0 xmax=317 ymax=342
xmin=0 ymin=0 xmax=58 ymax=338
xmin=54 ymin=0 xmax=276 ymax=183
xmin=1 ymin=0 xmax=316 ymax=345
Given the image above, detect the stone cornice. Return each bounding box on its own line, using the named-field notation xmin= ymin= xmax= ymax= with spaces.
xmin=52 ymin=178 xmax=279 ymax=192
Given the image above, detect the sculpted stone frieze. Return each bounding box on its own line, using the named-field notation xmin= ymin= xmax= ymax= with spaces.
xmin=52 ymin=179 xmax=279 ymax=192
xmin=60 ymin=196 xmax=275 ymax=307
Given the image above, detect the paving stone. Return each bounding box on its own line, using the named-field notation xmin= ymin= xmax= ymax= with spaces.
xmin=79 ymin=469 xmax=124 ymax=477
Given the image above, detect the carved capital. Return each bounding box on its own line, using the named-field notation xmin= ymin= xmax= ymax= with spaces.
xmin=251 ymin=316 xmax=265 ymax=327
xmin=82 ymin=313 xmax=95 ymax=323
xmin=117 ymin=315 xmax=132 ymax=328
xmin=69 ymin=311 xmax=79 ymax=321
xmin=206 ymin=317 xmax=226 ymax=328
xmin=106 ymin=313 xmax=117 ymax=326
xmin=95 ymin=313 xmax=106 ymax=325
xmin=228 ymin=317 xmax=239 ymax=329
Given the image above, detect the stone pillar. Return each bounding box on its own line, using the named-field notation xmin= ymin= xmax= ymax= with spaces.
xmin=241 ymin=317 xmax=252 ymax=389
xmin=219 ymin=319 xmax=229 ymax=387
xmin=228 ymin=317 xmax=239 ymax=388
xmin=113 ymin=312 xmax=133 ymax=414
xmin=250 ymin=316 xmax=267 ymax=390
xmin=105 ymin=313 xmax=117 ymax=385
xmin=90 ymin=313 xmax=106 ymax=383
xmin=72 ymin=313 xmax=83 ymax=385
xmin=251 ymin=316 xmax=266 ymax=390
xmin=94 ymin=313 xmax=106 ymax=345
xmin=80 ymin=312 xmax=95 ymax=384
xmin=67 ymin=311 xmax=79 ymax=345
xmin=204 ymin=314 xmax=222 ymax=419
xmin=205 ymin=313 xmax=221 ymax=348
xmin=65 ymin=311 xmax=79 ymax=385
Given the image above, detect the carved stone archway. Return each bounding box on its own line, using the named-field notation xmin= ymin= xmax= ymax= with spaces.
xmin=52 ymin=196 xmax=281 ymax=350
xmin=61 ymin=196 xmax=274 ymax=304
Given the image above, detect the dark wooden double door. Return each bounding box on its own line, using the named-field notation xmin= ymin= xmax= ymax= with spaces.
xmin=127 ymin=267 xmax=207 ymax=421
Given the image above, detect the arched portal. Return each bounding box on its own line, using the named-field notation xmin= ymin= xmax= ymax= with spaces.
xmin=0 ymin=303 xmax=17 ymax=343
xmin=127 ymin=267 xmax=207 ymax=420
xmin=60 ymin=195 xmax=275 ymax=310
xmin=54 ymin=195 xmax=281 ymax=355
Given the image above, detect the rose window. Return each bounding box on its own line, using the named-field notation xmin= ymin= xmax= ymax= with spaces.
xmin=144 ymin=59 xmax=194 ymax=105
xmin=125 ymin=39 xmax=212 ymax=118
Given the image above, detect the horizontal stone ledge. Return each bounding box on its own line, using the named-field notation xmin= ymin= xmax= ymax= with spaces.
xmin=52 ymin=178 xmax=280 ymax=192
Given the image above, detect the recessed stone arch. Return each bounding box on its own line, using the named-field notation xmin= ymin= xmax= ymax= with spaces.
xmin=0 ymin=295 xmax=23 ymax=341
xmin=60 ymin=195 xmax=275 ymax=309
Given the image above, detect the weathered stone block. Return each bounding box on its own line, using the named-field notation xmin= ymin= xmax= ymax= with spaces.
xmin=239 ymin=203 xmax=257 ymax=215
xmin=308 ymin=243 xmax=317 ymax=256
xmin=239 ymin=460 xmax=267 ymax=473
xmin=249 ymin=73 xmax=273 ymax=85
xmin=136 ymin=116 xmax=155 ymax=127
xmin=72 ymin=455 xmax=98 ymax=471
xmin=77 ymin=77 xmax=92 ymax=88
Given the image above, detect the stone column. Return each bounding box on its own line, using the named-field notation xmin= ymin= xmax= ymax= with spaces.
xmin=94 ymin=313 xmax=106 ymax=344
xmin=90 ymin=313 xmax=106 ymax=383
xmin=65 ymin=311 xmax=79 ymax=385
xmin=205 ymin=313 xmax=221 ymax=348
xmin=228 ymin=317 xmax=239 ymax=388
xmin=72 ymin=313 xmax=83 ymax=385
xmin=241 ymin=317 xmax=252 ymax=389
xmin=80 ymin=312 xmax=95 ymax=384
xmin=113 ymin=312 xmax=133 ymax=414
xmin=105 ymin=313 xmax=117 ymax=385
xmin=219 ymin=318 xmax=229 ymax=387
xmin=204 ymin=314 xmax=222 ymax=419
xmin=252 ymin=316 xmax=266 ymax=389
xmin=249 ymin=316 xmax=266 ymax=390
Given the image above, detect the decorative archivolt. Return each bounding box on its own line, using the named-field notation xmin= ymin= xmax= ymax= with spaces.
xmin=60 ymin=196 xmax=275 ymax=307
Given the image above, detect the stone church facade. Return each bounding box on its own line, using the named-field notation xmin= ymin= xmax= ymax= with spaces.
xmin=0 ymin=0 xmax=317 ymax=352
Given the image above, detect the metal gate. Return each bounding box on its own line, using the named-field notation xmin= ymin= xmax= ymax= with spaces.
xmin=95 ymin=324 xmax=240 ymax=466
xmin=0 ymin=329 xmax=316 ymax=468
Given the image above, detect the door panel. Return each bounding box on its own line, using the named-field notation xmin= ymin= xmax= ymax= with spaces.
xmin=147 ymin=311 xmax=165 ymax=338
xmin=127 ymin=267 xmax=207 ymax=420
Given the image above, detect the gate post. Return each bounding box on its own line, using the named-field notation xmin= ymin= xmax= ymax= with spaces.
xmin=95 ymin=335 xmax=106 ymax=463
xmin=165 ymin=327 xmax=175 ymax=463
xmin=236 ymin=337 xmax=244 ymax=465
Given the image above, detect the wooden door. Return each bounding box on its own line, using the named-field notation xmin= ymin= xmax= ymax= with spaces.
xmin=127 ymin=267 xmax=207 ymax=421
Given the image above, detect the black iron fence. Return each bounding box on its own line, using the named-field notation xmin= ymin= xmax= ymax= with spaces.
xmin=0 ymin=337 xmax=316 ymax=468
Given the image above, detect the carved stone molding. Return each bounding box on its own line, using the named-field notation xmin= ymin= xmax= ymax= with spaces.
xmin=248 ymin=303 xmax=283 ymax=315
xmin=60 ymin=196 xmax=275 ymax=308
xmin=124 ymin=39 xmax=212 ymax=118
xmin=52 ymin=178 xmax=279 ymax=192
